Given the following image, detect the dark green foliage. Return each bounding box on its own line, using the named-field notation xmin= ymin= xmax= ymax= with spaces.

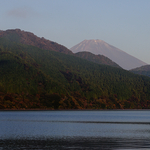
xmin=0 ymin=36 xmax=150 ymax=109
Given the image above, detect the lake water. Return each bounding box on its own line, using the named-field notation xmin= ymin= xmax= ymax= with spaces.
xmin=0 ymin=110 xmax=150 ymax=150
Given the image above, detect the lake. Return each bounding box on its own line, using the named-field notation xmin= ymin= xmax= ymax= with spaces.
xmin=0 ymin=110 xmax=150 ymax=150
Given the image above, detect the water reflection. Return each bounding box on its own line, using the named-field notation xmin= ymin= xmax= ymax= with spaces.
xmin=1 ymin=137 xmax=150 ymax=150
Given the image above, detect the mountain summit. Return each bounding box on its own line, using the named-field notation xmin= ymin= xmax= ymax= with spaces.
xmin=70 ymin=40 xmax=147 ymax=70
xmin=0 ymin=29 xmax=73 ymax=55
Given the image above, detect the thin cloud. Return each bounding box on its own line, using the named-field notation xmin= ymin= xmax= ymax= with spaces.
xmin=6 ymin=7 xmax=37 ymax=19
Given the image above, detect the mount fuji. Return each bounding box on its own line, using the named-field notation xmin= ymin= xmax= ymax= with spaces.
xmin=70 ymin=39 xmax=147 ymax=70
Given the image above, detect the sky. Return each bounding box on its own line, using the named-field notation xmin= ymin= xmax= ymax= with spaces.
xmin=1 ymin=0 xmax=150 ymax=64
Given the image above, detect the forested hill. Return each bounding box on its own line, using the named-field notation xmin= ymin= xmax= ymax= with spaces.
xmin=0 ymin=37 xmax=150 ymax=109
xmin=0 ymin=29 xmax=73 ymax=55
xmin=75 ymin=51 xmax=121 ymax=68
xmin=0 ymin=29 xmax=122 ymax=68
xmin=130 ymin=65 xmax=150 ymax=77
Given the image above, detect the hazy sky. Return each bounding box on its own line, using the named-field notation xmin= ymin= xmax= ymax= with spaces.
xmin=1 ymin=0 xmax=150 ymax=64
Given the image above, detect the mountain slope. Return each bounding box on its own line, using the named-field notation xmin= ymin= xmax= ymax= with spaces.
xmin=1 ymin=36 xmax=150 ymax=109
xmin=75 ymin=51 xmax=121 ymax=68
xmin=0 ymin=29 xmax=125 ymax=67
xmin=0 ymin=29 xmax=123 ymax=69
xmin=0 ymin=29 xmax=73 ymax=55
xmin=130 ymin=65 xmax=150 ymax=77
xmin=70 ymin=39 xmax=147 ymax=70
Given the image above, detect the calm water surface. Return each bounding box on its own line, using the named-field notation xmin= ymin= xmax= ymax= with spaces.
xmin=0 ymin=110 xmax=150 ymax=149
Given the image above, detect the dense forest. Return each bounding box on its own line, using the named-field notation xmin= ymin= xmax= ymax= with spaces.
xmin=0 ymin=30 xmax=150 ymax=109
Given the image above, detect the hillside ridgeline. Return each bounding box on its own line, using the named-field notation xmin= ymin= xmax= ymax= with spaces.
xmin=0 ymin=29 xmax=123 ymax=68
xmin=0 ymin=29 xmax=73 ymax=55
xmin=0 ymin=31 xmax=150 ymax=109
xmin=130 ymin=65 xmax=150 ymax=77
xmin=75 ymin=51 xmax=121 ymax=68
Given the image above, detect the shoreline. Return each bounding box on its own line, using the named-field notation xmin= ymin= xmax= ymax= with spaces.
xmin=0 ymin=109 xmax=150 ymax=111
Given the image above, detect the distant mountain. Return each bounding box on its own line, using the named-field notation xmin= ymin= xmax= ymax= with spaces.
xmin=70 ymin=39 xmax=147 ymax=70
xmin=75 ymin=51 xmax=121 ymax=68
xmin=0 ymin=29 xmax=73 ymax=55
xmin=130 ymin=65 xmax=150 ymax=77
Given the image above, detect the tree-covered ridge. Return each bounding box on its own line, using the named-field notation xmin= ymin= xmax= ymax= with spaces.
xmin=0 ymin=29 xmax=73 ymax=55
xmin=130 ymin=65 xmax=150 ymax=77
xmin=75 ymin=51 xmax=121 ymax=68
xmin=0 ymin=29 xmax=124 ymax=68
xmin=0 ymin=37 xmax=150 ymax=109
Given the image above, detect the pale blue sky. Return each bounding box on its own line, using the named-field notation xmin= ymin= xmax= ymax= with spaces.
xmin=1 ymin=0 xmax=150 ymax=64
